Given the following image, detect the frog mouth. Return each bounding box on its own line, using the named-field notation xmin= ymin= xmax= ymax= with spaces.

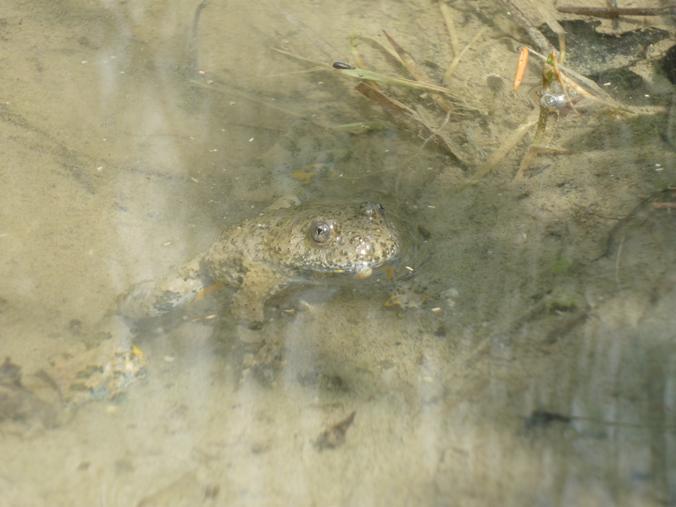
xmin=353 ymin=266 xmax=374 ymax=280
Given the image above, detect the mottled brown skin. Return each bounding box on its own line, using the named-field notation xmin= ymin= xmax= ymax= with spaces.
xmin=119 ymin=201 xmax=401 ymax=323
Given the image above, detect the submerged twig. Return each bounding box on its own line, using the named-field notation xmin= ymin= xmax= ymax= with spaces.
xmin=187 ymin=0 xmax=210 ymax=74
xmin=557 ymin=5 xmax=675 ymax=19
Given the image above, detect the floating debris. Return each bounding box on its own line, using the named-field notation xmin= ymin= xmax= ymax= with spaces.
xmin=314 ymin=411 xmax=356 ymax=451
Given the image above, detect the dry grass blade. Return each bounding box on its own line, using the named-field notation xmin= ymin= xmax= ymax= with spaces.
xmin=514 ymin=107 xmax=570 ymax=179
xmin=382 ymin=30 xmax=429 ymax=83
xmin=273 ymin=46 xmax=462 ymax=97
xmin=439 ymin=2 xmax=459 ymax=58
xmin=272 ymin=47 xmax=328 ymax=67
xmin=351 ymin=35 xmax=401 ymax=65
xmin=497 ymin=0 xmax=554 ymax=52
xmin=444 ymin=26 xmax=488 ymax=84
xmin=190 ymin=78 xmax=310 ymax=120
xmin=474 ymin=110 xmax=540 ymax=179
xmin=336 ymin=67 xmax=459 ymax=96
xmin=330 ymin=121 xmax=390 ymax=134
xmin=349 ymin=36 xmax=370 ymax=68
xmin=355 ymin=82 xmax=414 ymax=115
xmin=355 ymin=82 xmax=468 ymax=166
xmin=383 ymin=30 xmax=454 ymax=113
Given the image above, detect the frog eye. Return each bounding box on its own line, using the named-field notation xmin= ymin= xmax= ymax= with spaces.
xmin=310 ymin=221 xmax=332 ymax=243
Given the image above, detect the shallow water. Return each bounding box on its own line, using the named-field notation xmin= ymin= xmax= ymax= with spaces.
xmin=1 ymin=0 xmax=675 ymax=505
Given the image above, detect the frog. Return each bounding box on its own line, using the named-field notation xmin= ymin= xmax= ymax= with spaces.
xmin=0 ymin=200 xmax=401 ymax=432
xmin=118 ymin=200 xmax=402 ymax=324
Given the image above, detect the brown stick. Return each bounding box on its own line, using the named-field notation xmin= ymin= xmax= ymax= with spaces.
xmin=557 ymin=5 xmax=675 ymax=19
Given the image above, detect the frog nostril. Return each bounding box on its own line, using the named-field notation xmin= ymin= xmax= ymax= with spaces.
xmin=361 ymin=202 xmax=384 ymax=218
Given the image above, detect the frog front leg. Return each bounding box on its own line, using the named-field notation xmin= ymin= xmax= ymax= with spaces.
xmin=229 ymin=260 xmax=288 ymax=324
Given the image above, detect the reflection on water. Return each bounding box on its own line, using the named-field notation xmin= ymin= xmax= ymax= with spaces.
xmin=1 ymin=0 xmax=674 ymax=505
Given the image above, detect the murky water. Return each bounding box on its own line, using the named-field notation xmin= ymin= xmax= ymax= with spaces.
xmin=1 ymin=0 xmax=675 ymax=505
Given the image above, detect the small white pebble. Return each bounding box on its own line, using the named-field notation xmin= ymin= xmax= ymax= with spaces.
xmin=248 ymin=137 xmax=254 ymax=142
xmin=198 ymin=70 xmax=206 ymax=75
xmin=163 ymin=355 xmax=176 ymax=363
xmin=297 ymin=300 xmax=314 ymax=311
xmin=162 ymin=240 xmax=172 ymax=246
xmin=204 ymin=314 xmax=217 ymax=320
xmin=431 ymin=307 xmax=442 ymax=313
xmin=209 ymin=148 xmax=218 ymax=152
xmin=603 ymin=82 xmax=611 ymax=86
xmin=81 ymin=60 xmax=87 ymax=64
xmin=644 ymin=94 xmax=650 ymax=98
xmin=96 ymin=166 xmax=103 ymax=172
xmin=405 ymin=266 xmax=414 ymax=272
